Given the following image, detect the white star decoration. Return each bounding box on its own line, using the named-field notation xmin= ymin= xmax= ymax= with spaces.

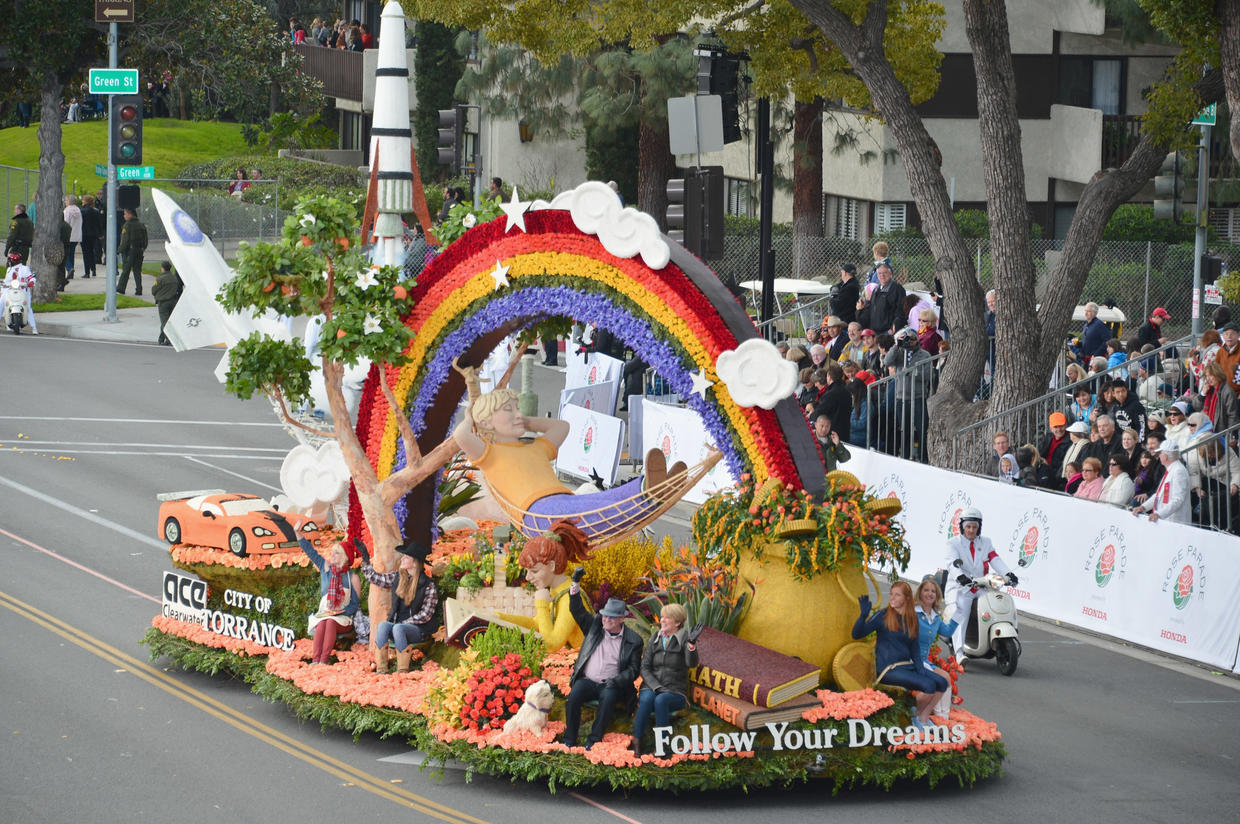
xmin=363 ymin=314 xmax=382 ymax=335
xmin=490 ymin=259 xmax=510 ymax=290
xmin=499 ymin=187 xmax=530 ymax=234
xmin=689 ymin=369 xmax=713 ymax=399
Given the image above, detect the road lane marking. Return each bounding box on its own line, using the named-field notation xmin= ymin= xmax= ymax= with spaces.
xmin=0 ymin=416 xmax=283 ymax=426
xmin=184 ymin=456 xmax=283 ymax=493
xmin=568 ymin=792 xmax=647 ymax=824
xmin=0 ymin=440 xmax=286 ymax=451
xmin=0 ymin=591 xmax=489 ymax=823
xmin=0 ymin=526 xmax=159 ymax=604
xmin=0 ymin=475 xmax=166 ymax=549
xmin=1 ymin=449 xmax=282 ymax=459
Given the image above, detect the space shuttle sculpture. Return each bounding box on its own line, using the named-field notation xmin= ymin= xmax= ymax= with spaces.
xmin=361 ymin=0 xmax=438 ymax=264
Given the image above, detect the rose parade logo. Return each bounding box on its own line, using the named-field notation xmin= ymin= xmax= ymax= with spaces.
xmin=1009 ymin=508 xmax=1050 ymax=569
xmin=1162 ymin=545 xmax=1206 ymax=612
xmin=1084 ymin=526 xmax=1128 ymax=589
xmin=937 ymin=490 xmax=973 ymax=538
xmin=587 ymin=364 xmax=600 ymax=384
xmin=582 ymin=424 xmax=595 ymax=454
xmin=868 ymin=472 xmax=907 ymax=516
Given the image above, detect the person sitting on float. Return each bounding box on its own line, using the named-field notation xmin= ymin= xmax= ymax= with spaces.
xmin=299 ymin=530 xmax=360 ymax=665
xmin=499 ymin=520 xmax=593 ymax=651
xmin=452 ymin=386 xmax=688 ymax=540
xmin=630 ymin=602 xmax=702 ymax=756
xmin=372 ymin=539 xmax=439 ymax=674
xmin=853 ymin=581 xmax=949 ymax=730
xmin=915 ymin=576 xmax=958 ymax=717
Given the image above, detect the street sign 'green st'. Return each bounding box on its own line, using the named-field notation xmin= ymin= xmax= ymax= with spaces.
xmin=1192 ymin=102 xmax=1217 ymax=127
xmin=88 ymin=68 xmax=139 ymax=95
xmin=94 ymin=164 xmax=154 ymax=180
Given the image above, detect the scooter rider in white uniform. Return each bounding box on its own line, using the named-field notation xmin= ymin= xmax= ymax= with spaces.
xmin=2 ymin=251 xmax=38 ymax=334
xmin=944 ymin=507 xmax=1016 ymax=661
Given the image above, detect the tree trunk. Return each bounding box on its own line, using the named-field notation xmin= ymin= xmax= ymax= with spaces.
xmin=963 ymin=0 xmax=1042 ymax=446
xmin=1221 ymin=0 xmax=1240 ymax=163
xmin=31 ymin=77 xmax=65 ymax=304
xmin=789 ymin=0 xmax=985 ymax=463
xmin=791 ymin=98 xmax=825 ymax=280
xmin=638 ymin=118 xmax=675 ymax=230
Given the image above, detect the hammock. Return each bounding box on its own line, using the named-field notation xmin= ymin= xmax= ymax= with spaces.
xmin=487 ymin=451 xmax=723 ymax=547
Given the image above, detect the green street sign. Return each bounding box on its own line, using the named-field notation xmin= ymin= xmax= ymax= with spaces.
xmin=95 ymin=163 xmax=108 ymax=177
xmin=117 ymin=166 xmax=155 ymax=180
xmin=1192 ymin=102 xmax=1216 ymax=127
xmin=88 ymin=68 xmax=139 ymax=95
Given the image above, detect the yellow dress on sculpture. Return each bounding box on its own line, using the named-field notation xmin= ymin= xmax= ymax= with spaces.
xmin=732 ymin=544 xmax=874 ymax=687
xmin=498 ymin=579 xmax=585 ymax=651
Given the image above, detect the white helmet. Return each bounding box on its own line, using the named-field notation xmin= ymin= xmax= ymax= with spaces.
xmin=959 ymin=506 xmax=983 ymax=532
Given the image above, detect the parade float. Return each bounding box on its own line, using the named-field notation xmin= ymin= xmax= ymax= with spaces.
xmin=141 ymin=1 xmax=1003 ymax=793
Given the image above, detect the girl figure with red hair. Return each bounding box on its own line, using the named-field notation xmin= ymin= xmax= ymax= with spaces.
xmin=502 ymin=520 xmax=593 ymax=650
xmin=852 ymin=581 xmax=949 ymax=730
xmin=300 ymin=531 xmax=361 ymax=664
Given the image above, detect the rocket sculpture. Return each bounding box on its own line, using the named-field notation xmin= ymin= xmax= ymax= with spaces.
xmin=362 ymin=0 xmax=437 ymax=264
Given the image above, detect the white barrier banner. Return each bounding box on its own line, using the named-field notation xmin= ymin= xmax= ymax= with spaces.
xmin=565 ymin=349 xmax=624 ymax=391
xmin=841 ymin=448 xmax=1240 ymax=671
xmin=559 ymin=380 xmax=619 ymax=418
xmin=640 ymin=400 xmax=737 ymax=505
xmin=556 ymin=404 xmax=625 ymax=484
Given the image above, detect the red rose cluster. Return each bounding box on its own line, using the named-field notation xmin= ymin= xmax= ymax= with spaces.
xmin=459 ymin=653 xmax=536 ymax=732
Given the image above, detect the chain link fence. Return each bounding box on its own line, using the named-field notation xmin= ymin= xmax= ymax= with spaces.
xmin=2 ymin=166 xmax=288 ymax=258
xmin=715 ymin=234 xmax=1237 ymax=343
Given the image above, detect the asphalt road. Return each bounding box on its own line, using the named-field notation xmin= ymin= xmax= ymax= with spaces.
xmin=2 ymin=335 xmax=1239 ymax=823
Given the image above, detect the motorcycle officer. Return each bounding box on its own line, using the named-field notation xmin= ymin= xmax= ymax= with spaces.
xmin=2 ymin=251 xmax=38 ymax=334
xmin=943 ymin=507 xmax=1015 ymax=662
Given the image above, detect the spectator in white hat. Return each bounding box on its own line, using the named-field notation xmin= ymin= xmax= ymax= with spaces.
xmin=1132 ymin=440 xmax=1191 ymax=524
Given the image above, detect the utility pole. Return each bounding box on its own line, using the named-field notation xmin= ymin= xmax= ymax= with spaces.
xmin=756 ymin=98 xmax=775 ymax=337
xmin=105 ymin=20 xmax=119 ymax=323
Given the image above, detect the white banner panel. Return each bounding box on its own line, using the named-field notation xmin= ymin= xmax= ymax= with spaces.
xmin=559 ymin=380 xmax=620 ymax=418
xmin=640 ymin=400 xmax=738 ymax=505
xmin=841 ymin=448 xmax=1240 ymax=670
xmin=481 ymin=335 xmax=518 ymax=393
xmin=565 ymin=349 xmax=624 ymax=391
xmin=556 ymin=403 xmax=625 ymax=484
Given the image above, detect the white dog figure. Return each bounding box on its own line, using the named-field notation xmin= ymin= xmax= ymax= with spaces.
xmin=501 ymin=679 xmax=554 ymax=737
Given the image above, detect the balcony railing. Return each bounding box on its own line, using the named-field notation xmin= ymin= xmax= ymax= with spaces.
xmin=294 ymin=44 xmax=363 ymax=102
xmin=1101 ymin=114 xmax=1141 ymax=169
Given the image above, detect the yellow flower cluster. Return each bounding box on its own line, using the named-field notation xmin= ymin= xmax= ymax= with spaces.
xmin=423 ymin=647 xmax=481 ymax=730
xmin=375 ymin=243 xmax=770 ymax=481
xmin=581 ymin=535 xmax=661 ymax=599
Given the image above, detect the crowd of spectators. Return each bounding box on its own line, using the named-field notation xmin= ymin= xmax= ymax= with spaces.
xmin=788 ymin=249 xmax=1240 ymax=535
xmin=988 ymin=309 xmax=1240 ymax=533
xmin=291 ymin=17 xmax=374 ymax=50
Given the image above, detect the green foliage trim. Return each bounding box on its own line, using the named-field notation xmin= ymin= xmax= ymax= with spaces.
xmin=145 ymin=630 xmax=1005 ymax=791
xmin=468 ymin=626 xmax=546 ymax=677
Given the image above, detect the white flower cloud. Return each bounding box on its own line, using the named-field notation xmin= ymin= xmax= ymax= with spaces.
xmin=538 ymin=181 xmax=670 ymax=270
xmin=715 ymin=339 xmax=798 ymax=410
xmin=279 ymin=442 xmax=350 ymax=508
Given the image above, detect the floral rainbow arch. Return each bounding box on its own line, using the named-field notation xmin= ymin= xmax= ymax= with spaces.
xmin=350 ymin=182 xmax=824 ymax=545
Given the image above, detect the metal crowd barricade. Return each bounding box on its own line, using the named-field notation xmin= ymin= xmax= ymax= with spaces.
xmin=863 ymin=349 xmax=948 ymax=462
xmin=950 ymin=335 xmax=1195 ymax=472
xmin=754 ymin=292 xmax=833 ymax=342
xmin=1186 ymin=420 xmax=1240 ymax=535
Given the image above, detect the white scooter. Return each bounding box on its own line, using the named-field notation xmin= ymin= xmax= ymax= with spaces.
xmin=955 ymin=572 xmax=1021 ymax=676
xmin=2 ymin=278 xmax=28 ymax=334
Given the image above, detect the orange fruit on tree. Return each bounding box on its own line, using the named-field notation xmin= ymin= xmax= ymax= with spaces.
xmin=336 ymin=329 xmax=347 ymax=339
xmin=336 ymin=237 xmax=349 ymax=249
xmin=300 ymin=235 xmax=312 ymax=246
xmin=262 ymin=281 xmax=276 ymax=293
xmin=393 ymin=285 xmax=407 ymax=300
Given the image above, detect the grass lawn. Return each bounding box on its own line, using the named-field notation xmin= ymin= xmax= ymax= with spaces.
xmin=34 ymin=294 xmax=153 ymax=312
xmin=0 ymin=120 xmax=251 ymax=200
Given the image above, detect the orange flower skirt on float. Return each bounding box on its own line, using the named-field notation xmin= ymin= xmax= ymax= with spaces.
xmin=168 ymin=544 xmax=313 ymax=571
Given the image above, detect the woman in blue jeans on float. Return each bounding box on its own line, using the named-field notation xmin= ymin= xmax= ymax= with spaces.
xmin=853 ymin=580 xmax=949 ymax=729
xmin=630 ymin=602 xmax=699 ymax=755
xmin=372 ymin=539 xmax=439 ymax=674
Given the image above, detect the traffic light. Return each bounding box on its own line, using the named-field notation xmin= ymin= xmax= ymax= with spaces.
xmin=1153 ymin=152 xmax=1182 ymax=221
xmin=110 ymin=94 xmax=143 ymax=166
xmin=666 ymin=167 xmax=725 ymax=260
xmin=696 ymin=51 xmax=742 ymax=145
xmin=437 ymin=107 xmax=462 ymax=173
